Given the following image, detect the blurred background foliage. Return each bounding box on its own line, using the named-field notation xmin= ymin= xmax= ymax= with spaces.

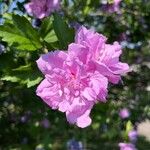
xmin=0 ymin=0 xmax=150 ymax=149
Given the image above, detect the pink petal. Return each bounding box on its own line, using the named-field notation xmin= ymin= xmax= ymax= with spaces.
xmin=36 ymin=51 xmax=67 ymax=75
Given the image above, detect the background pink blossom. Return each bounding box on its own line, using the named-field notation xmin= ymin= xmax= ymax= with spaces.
xmin=119 ymin=143 xmax=137 ymax=150
xmin=25 ymin=0 xmax=60 ymax=19
xmin=119 ymin=108 xmax=130 ymax=119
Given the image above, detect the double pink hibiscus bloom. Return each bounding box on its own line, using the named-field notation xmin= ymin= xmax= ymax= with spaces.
xmin=36 ymin=26 xmax=129 ymax=128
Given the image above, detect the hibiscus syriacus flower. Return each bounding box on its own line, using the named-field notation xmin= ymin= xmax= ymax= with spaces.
xmin=36 ymin=51 xmax=108 ymax=128
xmin=36 ymin=26 xmax=129 ymax=128
xmin=25 ymin=0 xmax=60 ymax=19
xmin=119 ymin=143 xmax=137 ymax=150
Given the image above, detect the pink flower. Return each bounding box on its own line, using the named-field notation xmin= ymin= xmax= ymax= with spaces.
xmin=24 ymin=0 xmax=60 ymax=19
xmin=36 ymin=26 xmax=129 ymax=128
xmin=36 ymin=51 xmax=108 ymax=128
xmin=111 ymin=0 xmax=122 ymax=13
xmin=73 ymin=26 xmax=129 ymax=84
xmin=119 ymin=143 xmax=137 ymax=150
xmin=119 ymin=108 xmax=130 ymax=119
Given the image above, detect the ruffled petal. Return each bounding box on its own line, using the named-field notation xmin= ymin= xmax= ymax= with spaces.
xmin=66 ymin=100 xmax=93 ymax=128
xmin=36 ymin=51 xmax=67 ymax=75
xmin=36 ymin=79 xmax=61 ymax=109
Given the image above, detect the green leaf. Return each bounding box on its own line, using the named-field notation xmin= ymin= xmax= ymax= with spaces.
xmin=39 ymin=17 xmax=53 ymax=39
xmin=12 ymin=64 xmax=31 ymax=72
xmin=44 ymin=30 xmax=58 ymax=43
xmin=26 ymin=75 xmax=42 ymax=88
xmin=53 ymin=13 xmax=75 ymax=49
xmin=1 ymin=65 xmax=42 ymax=88
xmin=2 ymin=76 xmax=19 ymax=83
xmin=2 ymin=13 xmax=13 ymax=23
xmin=0 ymin=14 xmax=42 ymax=51
xmin=39 ymin=17 xmax=58 ymax=45
xmin=2 ymin=73 xmax=42 ymax=88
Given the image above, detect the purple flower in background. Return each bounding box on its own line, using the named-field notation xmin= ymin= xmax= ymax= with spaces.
xmin=20 ymin=115 xmax=28 ymax=123
xmin=24 ymin=0 xmax=60 ymax=19
xmin=119 ymin=143 xmax=137 ymax=150
xmin=40 ymin=118 xmax=50 ymax=128
xmin=0 ymin=44 xmax=5 ymax=54
xmin=102 ymin=0 xmax=122 ymax=13
xmin=118 ymin=32 xmax=128 ymax=42
xmin=20 ymin=111 xmax=32 ymax=123
xmin=119 ymin=108 xmax=130 ymax=119
xmin=69 ymin=22 xmax=81 ymax=31
xmin=128 ymin=130 xmax=138 ymax=142
xmin=67 ymin=139 xmax=83 ymax=150
xmin=32 ymin=19 xmax=42 ymax=28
